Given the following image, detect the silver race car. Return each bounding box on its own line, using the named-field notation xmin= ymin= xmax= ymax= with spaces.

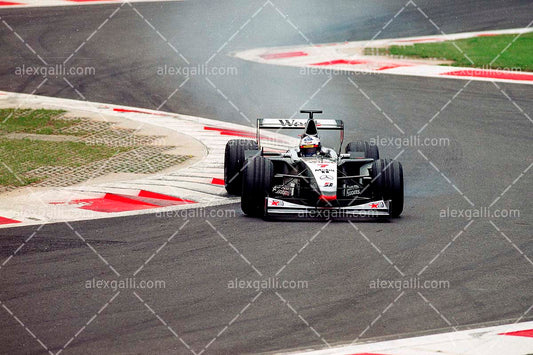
xmin=224 ymin=110 xmax=403 ymax=219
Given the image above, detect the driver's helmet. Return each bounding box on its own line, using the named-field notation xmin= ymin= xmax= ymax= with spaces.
xmin=299 ymin=135 xmax=321 ymax=157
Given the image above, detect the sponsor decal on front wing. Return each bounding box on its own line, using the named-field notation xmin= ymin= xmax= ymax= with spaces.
xmin=267 ymin=198 xmax=388 ymax=210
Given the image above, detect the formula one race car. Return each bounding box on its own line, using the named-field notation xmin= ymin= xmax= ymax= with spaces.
xmin=224 ymin=110 xmax=403 ymax=219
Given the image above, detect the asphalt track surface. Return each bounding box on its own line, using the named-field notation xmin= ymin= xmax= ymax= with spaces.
xmin=0 ymin=0 xmax=532 ymax=354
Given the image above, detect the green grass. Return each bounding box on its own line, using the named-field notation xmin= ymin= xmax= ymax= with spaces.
xmin=0 ymin=138 xmax=130 ymax=187
xmin=0 ymin=108 xmax=81 ymax=135
xmin=378 ymin=33 xmax=533 ymax=71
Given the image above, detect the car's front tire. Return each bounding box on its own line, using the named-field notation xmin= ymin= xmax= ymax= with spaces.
xmin=224 ymin=139 xmax=258 ymax=195
xmin=370 ymin=159 xmax=404 ymax=217
xmin=241 ymin=156 xmax=273 ymax=217
xmin=345 ymin=140 xmax=379 ymax=160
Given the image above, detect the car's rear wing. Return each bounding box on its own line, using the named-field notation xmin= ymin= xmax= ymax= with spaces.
xmin=257 ymin=118 xmax=344 ymax=130
xmin=256 ymin=118 xmax=344 ymax=148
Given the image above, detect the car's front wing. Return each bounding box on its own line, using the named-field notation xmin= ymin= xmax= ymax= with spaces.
xmin=265 ymin=198 xmax=390 ymax=218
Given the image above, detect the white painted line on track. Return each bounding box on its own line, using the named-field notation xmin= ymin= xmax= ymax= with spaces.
xmin=279 ymin=320 xmax=533 ymax=355
xmin=0 ymin=0 xmax=181 ymax=9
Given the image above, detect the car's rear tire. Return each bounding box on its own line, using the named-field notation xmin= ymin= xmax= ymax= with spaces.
xmin=241 ymin=156 xmax=273 ymax=217
xmin=224 ymin=139 xmax=258 ymax=195
xmin=370 ymin=159 xmax=404 ymax=217
xmin=345 ymin=141 xmax=379 ymax=160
